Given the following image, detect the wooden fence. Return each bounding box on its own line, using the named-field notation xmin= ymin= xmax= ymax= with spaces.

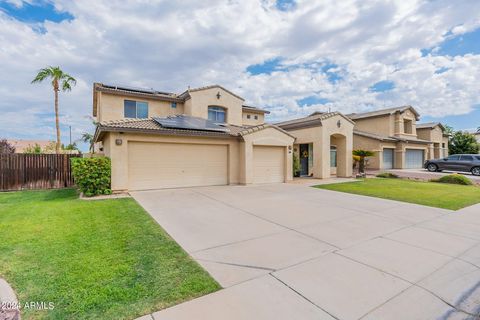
xmin=0 ymin=154 xmax=80 ymax=191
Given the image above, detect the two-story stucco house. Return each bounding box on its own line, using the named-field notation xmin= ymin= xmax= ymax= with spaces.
xmin=92 ymin=83 xmax=355 ymax=192
xmin=348 ymin=106 xmax=449 ymax=170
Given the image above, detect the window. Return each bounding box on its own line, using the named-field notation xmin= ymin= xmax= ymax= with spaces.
xmin=124 ymin=100 xmax=148 ymax=118
xmin=475 ymin=156 xmax=480 ymax=161
xmin=254 ymin=115 xmax=258 ymax=120
xmin=247 ymin=114 xmax=251 ymax=119
xmin=447 ymin=155 xmax=460 ymax=160
xmin=460 ymin=155 xmax=474 ymax=161
xmin=404 ymin=119 xmax=413 ymax=134
xmin=171 ymin=102 xmax=177 ymax=109
xmin=330 ymin=146 xmax=337 ymax=167
xmin=208 ymin=106 xmax=226 ymax=122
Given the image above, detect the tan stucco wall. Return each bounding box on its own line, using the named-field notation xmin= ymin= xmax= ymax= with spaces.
xmin=353 ymin=115 xmax=393 ymax=136
xmin=353 ymin=108 xmax=419 ymax=139
xmin=242 ymin=112 xmax=265 ymax=126
xmin=97 ymin=92 xmax=184 ymax=122
xmin=185 ymin=87 xmax=244 ymax=126
xmin=102 ymin=127 xmax=293 ymax=191
xmin=353 ymin=135 xmax=383 ymax=170
xmin=284 ymin=114 xmax=353 ymax=178
xmin=417 ymin=126 xmax=448 ymax=159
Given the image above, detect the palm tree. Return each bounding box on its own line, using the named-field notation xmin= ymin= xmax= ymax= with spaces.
xmin=32 ymin=66 xmax=76 ymax=153
xmin=352 ymin=150 xmax=375 ymax=174
xmin=81 ymin=132 xmax=94 ymax=153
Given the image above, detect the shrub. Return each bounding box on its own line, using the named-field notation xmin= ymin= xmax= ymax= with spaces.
xmin=376 ymin=172 xmax=399 ymax=179
xmin=71 ymin=157 xmax=112 ymax=196
xmin=432 ymin=174 xmax=473 ymax=186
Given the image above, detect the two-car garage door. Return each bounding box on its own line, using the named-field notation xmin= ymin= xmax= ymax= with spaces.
xmin=128 ymin=142 xmax=286 ymax=190
xmin=128 ymin=142 xmax=228 ymax=190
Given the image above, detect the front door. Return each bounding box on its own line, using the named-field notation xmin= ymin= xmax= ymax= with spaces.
xmin=299 ymin=144 xmax=309 ymax=176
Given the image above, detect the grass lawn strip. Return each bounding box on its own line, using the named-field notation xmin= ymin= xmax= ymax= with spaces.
xmin=315 ymin=178 xmax=480 ymax=210
xmin=0 ymin=189 xmax=220 ymax=320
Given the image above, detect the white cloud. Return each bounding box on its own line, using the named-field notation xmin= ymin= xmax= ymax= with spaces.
xmin=1 ymin=0 xmax=480 ymax=149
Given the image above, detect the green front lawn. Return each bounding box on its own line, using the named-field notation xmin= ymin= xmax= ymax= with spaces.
xmin=315 ymin=178 xmax=480 ymax=210
xmin=0 ymin=189 xmax=220 ymax=320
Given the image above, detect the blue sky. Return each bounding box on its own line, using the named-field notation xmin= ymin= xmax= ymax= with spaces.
xmin=0 ymin=1 xmax=72 ymax=23
xmin=0 ymin=0 xmax=479 ymax=151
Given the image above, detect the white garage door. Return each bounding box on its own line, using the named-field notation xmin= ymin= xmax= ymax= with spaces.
xmin=405 ymin=149 xmax=424 ymax=169
xmin=128 ymin=142 xmax=228 ymax=190
xmin=253 ymin=146 xmax=285 ymax=184
xmin=383 ymin=148 xmax=394 ymax=169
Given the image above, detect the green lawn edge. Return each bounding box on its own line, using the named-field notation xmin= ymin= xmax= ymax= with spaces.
xmin=314 ymin=178 xmax=480 ymax=210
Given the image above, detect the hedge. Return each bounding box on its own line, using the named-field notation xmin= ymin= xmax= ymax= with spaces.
xmin=431 ymin=174 xmax=473 ymax=186
xmin=376 ymin=172 xmax=399 ymax=179
xmin=71 ymin=157 xmax=112 ymax=197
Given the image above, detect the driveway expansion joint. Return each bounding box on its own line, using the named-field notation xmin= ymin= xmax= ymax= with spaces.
xmin=269 ymin=274 xmax=341 ymax=320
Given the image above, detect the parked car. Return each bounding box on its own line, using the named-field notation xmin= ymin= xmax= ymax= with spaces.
xmin=425 ymin=154 xmax=480 ymax=176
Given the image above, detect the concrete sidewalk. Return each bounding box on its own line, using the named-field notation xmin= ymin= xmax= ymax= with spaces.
xmin=132 ymin=183 xmax=480 ymax=320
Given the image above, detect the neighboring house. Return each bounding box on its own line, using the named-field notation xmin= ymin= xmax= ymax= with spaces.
xmin=416 ymin=122 xmax=449 ymax=159
xmin=7 ymin=140 xmax=52 ymax=153
xmin=93 ymin=83 xmax=354 ymax=192
xmin=347 ymin=106 xmax=449 ymax=170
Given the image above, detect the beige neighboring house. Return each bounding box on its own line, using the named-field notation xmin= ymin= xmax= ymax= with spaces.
xmin=416 ymin=122 xmax=449 ymax=159
xmin=7 ymin=140 xmax=52 ymax=153
xmin=347 ymin=106 xmax=449 ymax=170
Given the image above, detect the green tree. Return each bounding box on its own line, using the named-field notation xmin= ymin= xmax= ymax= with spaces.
xmin=449 ymin=131 xmax=479 ymax=155
xmin=31 ymin=66 xmax=76 ymax=153
xmin=81 ymin=132 xmax=95 ymax=153
xmin=23 ymin=143 xmax=43 ymax=154
xmin=352 ymin=150 xmax=375 ymax=174
xmin=0 ymin=139 xmax=15 ymax=154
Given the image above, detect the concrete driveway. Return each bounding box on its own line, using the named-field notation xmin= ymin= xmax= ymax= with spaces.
xmin=131 ymin=183 xmax=480 ymax=320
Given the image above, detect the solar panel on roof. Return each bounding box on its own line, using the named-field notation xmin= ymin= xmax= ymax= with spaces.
xmin=153 ymin=115 xmax=230 ymax=133
xmin=103 ymin=84 xmax=173 ymax=96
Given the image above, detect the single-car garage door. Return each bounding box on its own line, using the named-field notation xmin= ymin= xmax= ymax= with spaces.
xmin=383 ymin=148 xmax=394 ymax=169
xmin=253 ymin=146 xmax=285 ymax=184
xmin=405 ymin=149 xmax=424 ymax=169
xmin=128 ymin=142 xmax=228 ymax=190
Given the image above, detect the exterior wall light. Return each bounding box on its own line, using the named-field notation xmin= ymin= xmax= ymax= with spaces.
xmin=115 ymin=139 xmax=123 ymax=146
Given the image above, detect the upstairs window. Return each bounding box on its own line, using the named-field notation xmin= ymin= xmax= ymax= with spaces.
xmin=208 ymin=106 xmax=226 ymax=122
xmin=171 ymin=102 xmax=177 ymax=109
xmin=404 ymin=119 xmax=413 ymax=134
xmin=124 ymin=100 xmax=148 ymax=118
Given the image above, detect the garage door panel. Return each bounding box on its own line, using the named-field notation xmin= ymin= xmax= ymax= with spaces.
xmin=383 ymin=148 xmax=394 ymax=169
xmin=405 ymin=149 xmax=424 ymax=169
xmin=128 ymin=142 xmax=228 ymax=190
xmin=253 ymin=146 xmax=285 ymax=184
